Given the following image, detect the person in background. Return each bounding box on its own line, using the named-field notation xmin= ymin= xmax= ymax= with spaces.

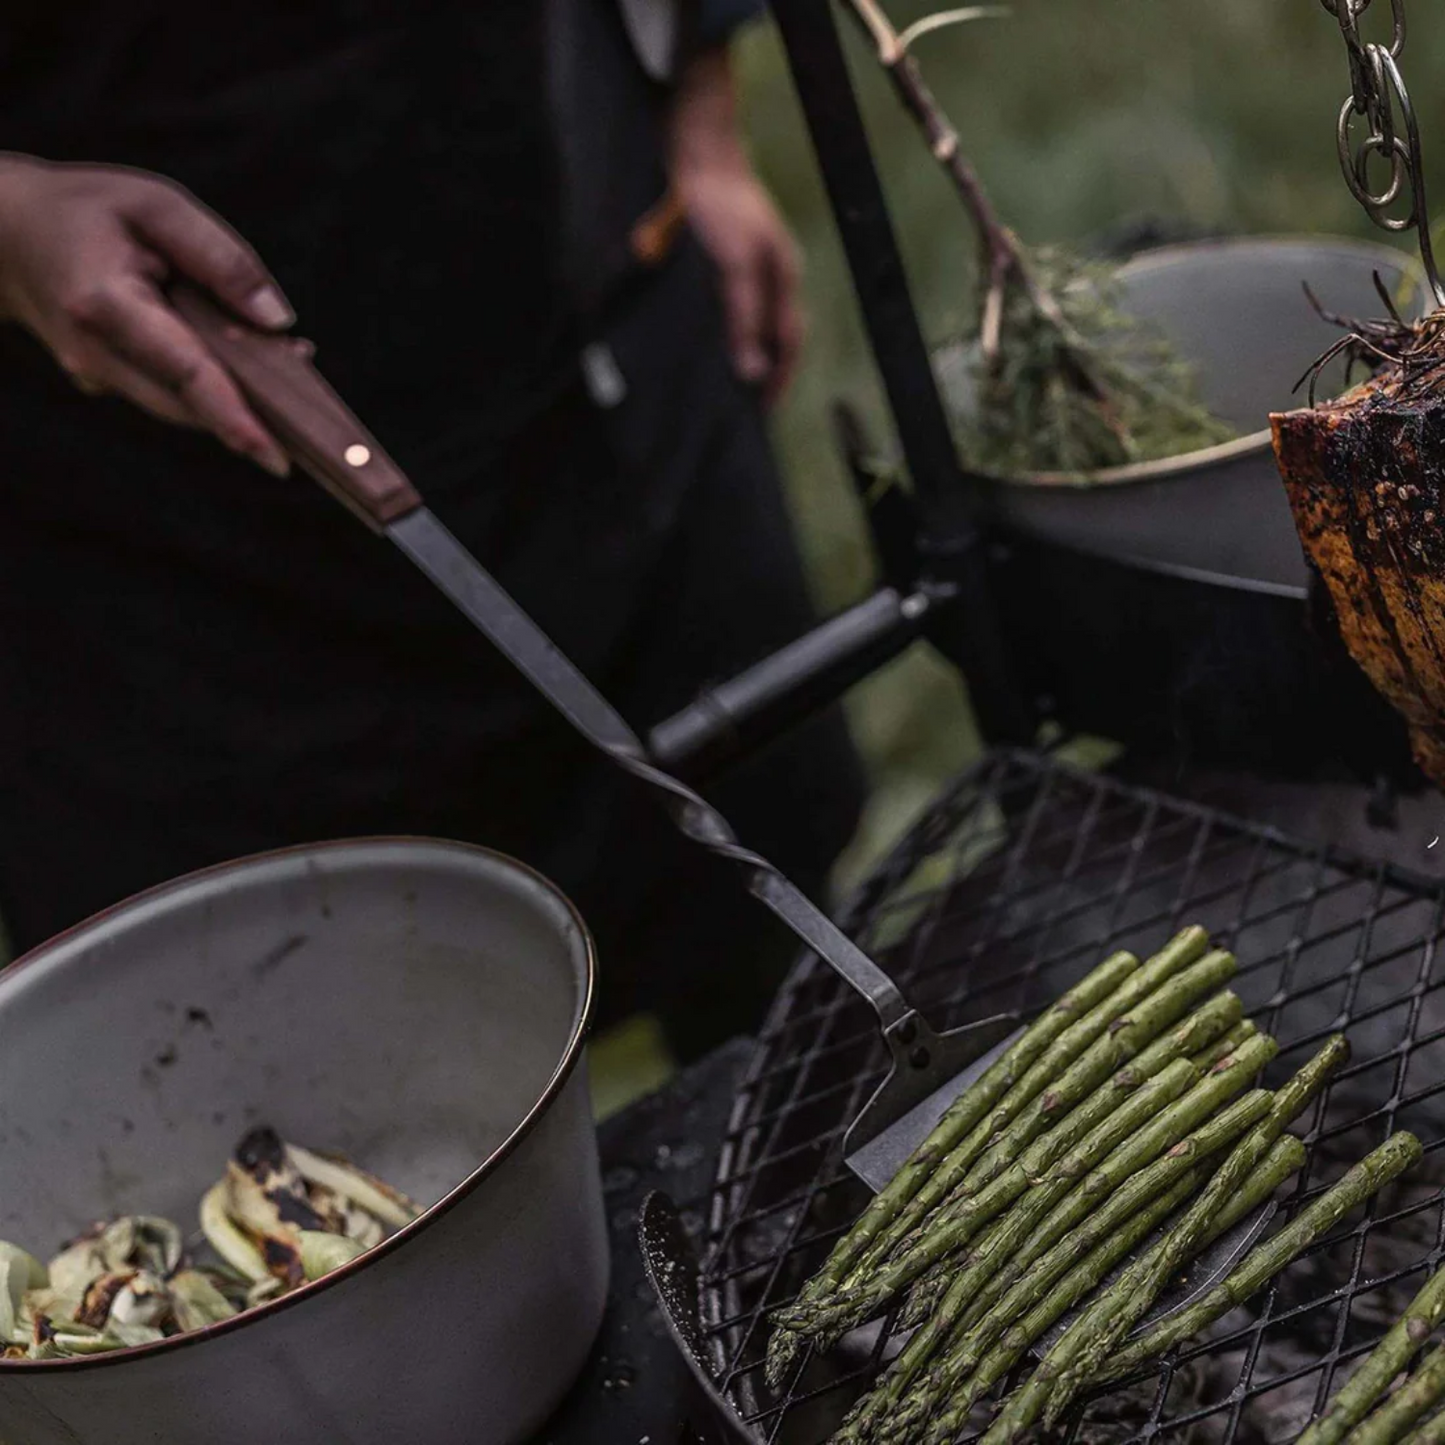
xmin=0 ymin=1 xmax=865 ymax=1059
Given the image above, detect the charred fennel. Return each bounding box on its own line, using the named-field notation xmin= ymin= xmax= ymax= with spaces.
xmin=982 ymin=1037 xmax=1351 ymax=1441
xmin=773 ymin=950 xmax=1236 ymax=1348
xmin=915 ymin=1135 xmax=1305 ymax=1445
xmin=0 ymin=1129 xmax=419 ymax=1359
xmin=1299 ymin=1265 xmax=1445 ymax=1445
xmin=1095 ymin=1132 xmax=1425 ymax=1395
xmin=841 ymin=1032 xmax=1275 ymax=1438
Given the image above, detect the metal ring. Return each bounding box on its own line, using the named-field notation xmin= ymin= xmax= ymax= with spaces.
xmin=1355 ymin=131 xmax=1411 ymax=218
xmin=1324 ymin=0 xmax=1441 ymax=307
xmin=1387 ymin=0 xmax=1407 ymax=56
xmin=1338 ymin=98 xmax=1406 ymax=211
xmin=1376 ymin=46 xmax=1445 ymax=304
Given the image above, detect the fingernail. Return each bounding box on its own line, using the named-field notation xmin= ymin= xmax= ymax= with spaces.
xmin=736 ymin=351 xmax=768 ymax=384
xmin=246 ymin=285 xmax=295 ymax=330
xmin=220 ymin=430 xmax=288 ymax=477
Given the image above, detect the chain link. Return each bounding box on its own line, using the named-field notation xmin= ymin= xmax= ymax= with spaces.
xmin=1321 ymin=0 xmax=1445 ymax=307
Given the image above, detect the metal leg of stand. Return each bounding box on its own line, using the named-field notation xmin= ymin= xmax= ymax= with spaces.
xmin=769 ymin=0 xmax=1035 ymax=743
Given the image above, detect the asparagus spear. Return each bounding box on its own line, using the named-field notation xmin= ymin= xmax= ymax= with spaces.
xmin=909 ymin=1176 xmax=1198 ymax=1445
xmin=984 ymin=1036 xmax=1348 ymax=1441
xmin=947 ymin=955 xmax=1236 ymax=1209
xmin=1097 ymin=1132 xmax=1424 ymax=1392
xmin=843 ymin=1036 xmax=1274 ymax=1438
xmin=1042 ymin=1034 xmax=1351 ymax=1423
xmin=808 ymin=948 xmax=1142 ymax=1295
xmin=842 ymin=932 xmax=1214 ymax=1284
xmin=897 ymin=1252 xmax=952 ymax=1334
xmin=1406 ymin=1408 xmax=1445 ymax=1443
xmin=775 ymin=956 xmax=1232 ymax=1350
xmin=826 ymin=962 xmax=1235 ymax=1352
xmin=765 ymin=945 xmax=1144 ymax=1384
xmin=940 ymin=1085 xmax=1273 ymax=1389
xmin=895 ymin=994 xmax=1248 ymax=1323
xmin=918 ymin=1135 xmax=1305 ymax=1445
xmin=1298 ymin=1265 xmax=1445 ymax=1444
xmin=782 ymin=1049 xmax=1205 ymax=1350
xmin=900 ymin=1008 xmax=1251 ymax=1342
xmin=1191 ymin=1019 xmax=1257 ymax=1072
xmin=1343 ymin=1344 xmax=1445 ymax=1445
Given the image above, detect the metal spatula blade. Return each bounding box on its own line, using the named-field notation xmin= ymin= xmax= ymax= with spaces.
xmin=846 ymin=1020 xmax=1022 ymax=1191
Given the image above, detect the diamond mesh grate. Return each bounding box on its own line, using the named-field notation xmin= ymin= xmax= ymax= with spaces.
xmin=698 ymin=749 xmax=1445 ymax=1443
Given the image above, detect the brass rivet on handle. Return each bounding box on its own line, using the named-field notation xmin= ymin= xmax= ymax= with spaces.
xmin=344 ymin=444 xmax=371 ymax=468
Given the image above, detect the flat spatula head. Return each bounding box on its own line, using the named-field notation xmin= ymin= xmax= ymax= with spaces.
xmin=844 ymin=1015 xmax=1020 ymax=1192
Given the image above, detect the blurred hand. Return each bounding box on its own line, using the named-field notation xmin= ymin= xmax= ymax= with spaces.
xmin=0 ymin=155 xmax=293 ymax=475
xmin=669 ymin=50 xmax=804 ymax=407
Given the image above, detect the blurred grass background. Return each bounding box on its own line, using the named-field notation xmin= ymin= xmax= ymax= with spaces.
xmin=734 ymin=0 xmax=1445 ymax=886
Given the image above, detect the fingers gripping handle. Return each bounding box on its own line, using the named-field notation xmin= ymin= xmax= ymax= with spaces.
xmin=170 ymin=282 xmax=421 ymax=531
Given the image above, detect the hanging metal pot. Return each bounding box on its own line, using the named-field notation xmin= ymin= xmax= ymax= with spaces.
xmin=938 ymin=235 xmax=1423 ymax=778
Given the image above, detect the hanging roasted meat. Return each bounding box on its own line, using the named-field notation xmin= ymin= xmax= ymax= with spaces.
xmin=1273 ymin=321 xmax=1445 ymax=786
xmin=1272 ymin=0 xmax=1445 ymax=785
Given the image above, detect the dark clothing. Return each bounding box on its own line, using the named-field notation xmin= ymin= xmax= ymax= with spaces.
xmin=0 ymin=1 xmax=576 ymax=457
xmin=0 ymin=3 xmax=863 ymax=1055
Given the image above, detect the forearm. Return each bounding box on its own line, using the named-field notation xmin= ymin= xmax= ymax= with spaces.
xmin=667 ymin=43 xmax=750 ymax=182
xmin=663 ymin=33 xmax=805 ymax=403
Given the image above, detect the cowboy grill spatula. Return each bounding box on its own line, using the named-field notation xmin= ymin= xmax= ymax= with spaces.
xmin=170 ymin=283 xmax=1015 ymax=1189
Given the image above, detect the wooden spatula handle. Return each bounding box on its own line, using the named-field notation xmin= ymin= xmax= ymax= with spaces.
xmin=171 ymin=282 xmax=423 ymax=532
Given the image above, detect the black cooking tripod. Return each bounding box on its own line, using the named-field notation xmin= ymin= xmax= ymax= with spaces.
xmin=644 ymin=0 xmax=1420 ymax=809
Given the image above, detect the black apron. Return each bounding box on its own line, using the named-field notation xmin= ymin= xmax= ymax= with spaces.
xmin=0 ymin=0 xmax=865 ymax=1055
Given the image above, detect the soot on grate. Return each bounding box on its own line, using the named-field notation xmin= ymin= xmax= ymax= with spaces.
xmin=698 ymin=749 xmax=1445 ymax=1443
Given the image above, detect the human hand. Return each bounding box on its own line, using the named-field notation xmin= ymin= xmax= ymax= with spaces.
xmin=669 ymin=51 xmax=804 ymax=407
xmin=0 ymin=155 xmax=294 ymax=475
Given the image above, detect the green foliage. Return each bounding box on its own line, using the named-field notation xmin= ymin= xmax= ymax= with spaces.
xmin=953 ymin=249 xmax=1237 ymax=477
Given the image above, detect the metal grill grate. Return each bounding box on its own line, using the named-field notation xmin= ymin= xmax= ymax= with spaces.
xmin=699 ymin=749 xmax=1445 ymax=1443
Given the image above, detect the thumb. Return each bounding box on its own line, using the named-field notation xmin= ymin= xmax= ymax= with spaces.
xmin=127 ymin=181 xmax=294 ymax=331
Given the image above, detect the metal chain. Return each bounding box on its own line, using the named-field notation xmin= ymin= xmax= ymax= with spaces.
xmin=1321 ymin=0 xmax=1445 ymax=307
